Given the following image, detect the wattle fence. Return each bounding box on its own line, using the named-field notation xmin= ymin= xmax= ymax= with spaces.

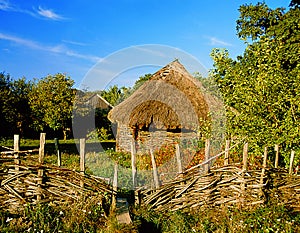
xmin=0 ymin=134 xmax=112 ymax=214
xmin=1 ymin=134 xmax=299 ymax=215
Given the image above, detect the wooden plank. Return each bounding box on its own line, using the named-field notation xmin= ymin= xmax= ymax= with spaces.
xmin=116 ymin=198 xmax=132 ymax=224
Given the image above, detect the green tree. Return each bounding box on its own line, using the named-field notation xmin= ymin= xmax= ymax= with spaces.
xmin=0 ymin=73 xmax=33 ymax=137
xmin=29 ymin=73 xmax=75 ymax=140
xmin=10 ymin=78 xmax=33 ymax=136
xmin=0 ymin=72 xmax=13 ymax=137
xmin=100 ymin=85 xmax=123 ymax=106
xmin=211 ymin=2 xmax=300 ymax=163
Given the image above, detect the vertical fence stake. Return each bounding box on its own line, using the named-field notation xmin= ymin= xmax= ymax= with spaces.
xmin=289 ymin=150 xmax=295 ymax=175
xmin=259 ymin=146 xmax=268 ymax=198
xmin=54 ymin=138 xmax=61 ymax=167
xmin=241 ymin=142 xmax=248 ymax=197
xmin=274 ymin=144 xmax=279 ymax=168
xmin=175 ymin=143 xmax=183 ymax=176
xmin=14 ymin=134 xmax=20 ymax=172
xmin=112 ymin=162 xmax=118 ymax=211
xmin=204 ymin=139 xmax=210 ymax=173
xmin=131 ymin=139 xmax=137 ymax=189
xmin=242 ymin=142 xmax=248 ymax=171
xmin=224 ymin=140 xmax=230 ymax=166
xmin=80 ymin=138 xmax=85 ymax=188
xmin=150 ymin=148 xmax=160 ymax=189
xmin=37 ymin=133 xmax=46 ymax=202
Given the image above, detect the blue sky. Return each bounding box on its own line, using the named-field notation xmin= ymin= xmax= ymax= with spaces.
xmin=0 ymin=0 xmax=291 ymax=88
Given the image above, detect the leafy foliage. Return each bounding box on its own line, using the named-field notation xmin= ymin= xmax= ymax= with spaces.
xmin=29 ymin=73 xmax=75 ymax=138
xmin=100 ymin=73 xmax=152 ymax=106
xmin=211 ymin=2 xmax=300 ymax=161
xmin=0 ymin=73 xmax=33 ymax=137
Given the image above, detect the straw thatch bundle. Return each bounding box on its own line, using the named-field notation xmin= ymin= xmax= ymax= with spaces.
xmin=108 ymin=60 xmax=209 ymax=131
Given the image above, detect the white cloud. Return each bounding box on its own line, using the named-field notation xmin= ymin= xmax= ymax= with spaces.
xmin=36 ymin=6 xmax=65 ymax=21
xmin=0 ymin=32 xmax=101 ymax=62
xmin=62 ymin=40 xmax=88 ymax=46
xmin=0 ymin=0 xmax=10 ymax=10
xmin=0 ymin=1 xmax=66 ymax=21
xmin=208 ymin=36 xmax=232 ymax=47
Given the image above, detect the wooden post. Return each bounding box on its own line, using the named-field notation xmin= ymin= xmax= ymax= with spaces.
xmin=150 ymin=148 xmax=160 ymax=189
xmin=224 ymin=140 xmax=230 ymax=166
xmin=14 ymin=134 xmax=20 ymax=171
xmin=54 ymin=138 xmax=61 ymax=167
xmin=80 ymin=138 xmax=85 ymax=188
xmin=39 ymin=133 xmax=45 ymax=164
xmin=37 ymin=133 xmax=46 ymax=202
xmin=260 ymin=146 xmax=268 ymax=196
xmin=242 ymin=142 xmax=248 ymax=171
xmin=175 ymin=143 xmax=183 ymax=175
xmin=289 ymin=150 xmax=295 ymax=175
xmin=274 ymin=144 xmax=279 ymax=168
xmin=204 ymin=139 xmax=210 ymax=173
xmin=112 ymin=162 xmax=118 ymax=211
xmin=241 ymin=142 xmax=248 ymax=195
xmin=131 ymin=139 xmax=137 ymax=189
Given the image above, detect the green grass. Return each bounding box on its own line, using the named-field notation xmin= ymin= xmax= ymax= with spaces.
xmin=1 ymin=200 xmax=299 ymax=233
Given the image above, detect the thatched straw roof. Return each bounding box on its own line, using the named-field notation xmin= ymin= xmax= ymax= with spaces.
xmin=108 ymin=60 xmax=209 ymax=130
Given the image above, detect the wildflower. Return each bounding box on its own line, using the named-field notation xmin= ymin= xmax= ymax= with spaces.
xmin=59 ymin=211 xmax=63 ymax=215
xmin=6 ymin=217 xmax=13 ymax=223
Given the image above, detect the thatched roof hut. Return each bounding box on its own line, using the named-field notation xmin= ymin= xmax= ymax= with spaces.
xmin=109 ymin=60 xmax=209 ymax=131
xmin=108 ymin=60 xmax=210 ymax=151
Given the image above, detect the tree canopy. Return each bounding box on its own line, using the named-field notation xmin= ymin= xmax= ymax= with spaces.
xmin=211 ymin=2 xmax=300 ymax=162
xmin=29 ymin=73 xmax=75 ymax=139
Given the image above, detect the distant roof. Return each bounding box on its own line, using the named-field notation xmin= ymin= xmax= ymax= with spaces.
xmin=86 ymin=93 xmax=113 ymax=109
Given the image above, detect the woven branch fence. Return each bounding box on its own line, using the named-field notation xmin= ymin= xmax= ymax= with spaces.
xmin=1 ymin=134 xmax=299 ymax=214
xmin=140 ymin=141 xmax=300 ymax=212
xmin=0 ymin=134 xmax=113 ymax=214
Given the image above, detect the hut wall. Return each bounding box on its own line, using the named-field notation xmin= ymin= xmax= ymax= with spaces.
xmin=116 ymin=124 xmax=133 ymax=152
xmin=116 ymin=123 xmax=198 ymax=154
